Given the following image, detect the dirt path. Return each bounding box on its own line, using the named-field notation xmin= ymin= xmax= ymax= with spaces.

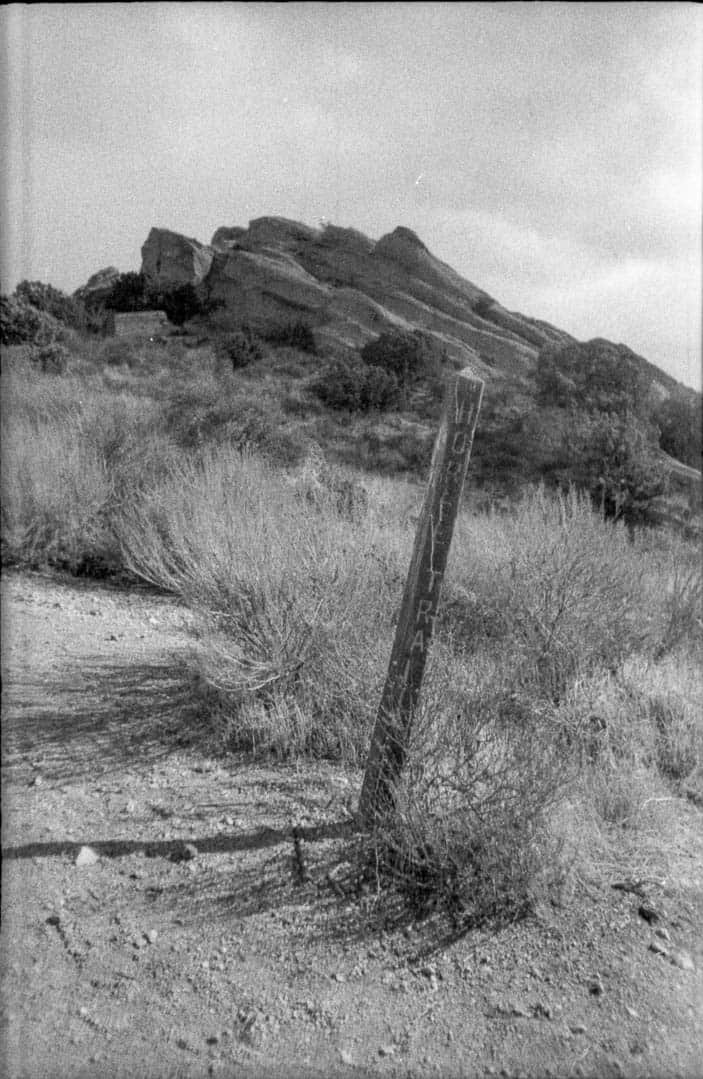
xmin=1 ymin=569 xmax=702 ymax=1079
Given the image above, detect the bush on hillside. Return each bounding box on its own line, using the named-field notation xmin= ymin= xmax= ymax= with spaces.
xmin=312 ymin=359 xmax=400 ymax=412
xmin=152 ymin=283 xmax=202 ymax=326
xmin=103 ymin=271 xmax=149 ymax=313
xmin=361 ymin=329 xmax=443 ymax=394
xmin=31 ymin=342 xmax=70 ymax=375
xmin=264 ymin=321 xmax=317 ymax=354
xmin=103 ymin=273 xmax=222 ymax=327
xmin=473 ymin=296 xmax=495 ymax=320
xmin=653 ymin=390 xmax=702 ymax=470
xmin=1 ymin=295 xmax=47 ymax=345
xmin=536 ymin=339 xmax=653 ymax=418
xmin=14 ymin=280 xmax=86 ymax=330
xmin=215 ymin=327 xmax=265 ymax=370
xmin=361 ymin=364 xmax=402 ymax=410
xmin=99 ymin=339 xmax=140 ymax=368
xmin=550 ymin=411 xmax=669 ymax=527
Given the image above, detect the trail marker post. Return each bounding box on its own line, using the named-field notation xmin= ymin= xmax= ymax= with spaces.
xmin=358 ymin=369 xmax=484 ymax=823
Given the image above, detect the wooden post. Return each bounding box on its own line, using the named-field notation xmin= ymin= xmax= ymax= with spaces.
xmin=358 ymin=369 xmax=484 ymax=822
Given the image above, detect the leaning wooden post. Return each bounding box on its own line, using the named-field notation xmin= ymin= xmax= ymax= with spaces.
xmin=358 ymin=369 xmax=484 ymax=823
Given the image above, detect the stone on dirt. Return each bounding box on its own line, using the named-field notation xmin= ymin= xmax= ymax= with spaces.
xmin=75 ymin=846 xmax=99 ymax=867
xmin=670 ymin=949 xmax=695 ymax=971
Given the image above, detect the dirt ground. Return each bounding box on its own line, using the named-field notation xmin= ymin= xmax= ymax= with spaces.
xmin=1 ymin=568 xmax=702 ymax=1079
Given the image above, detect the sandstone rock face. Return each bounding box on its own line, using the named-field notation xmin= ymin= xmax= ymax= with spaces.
xmin=137 ymin=215 xmax=577 ymax=380
xmin=210 ymin=226 xmax=247 ymax=251
xmin=141 ymin=228 xmax=214 ymax=290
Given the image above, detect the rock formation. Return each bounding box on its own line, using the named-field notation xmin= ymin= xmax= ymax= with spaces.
xmin=138 ymin=216 xmax=576 ymax=380
xmin=141 ymin=228 xmax=214 ymax=291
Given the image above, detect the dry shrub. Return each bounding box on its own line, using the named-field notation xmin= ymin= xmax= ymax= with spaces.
xmin=446 ymin=487 xmax=651 ymax=697
xmin=546 ymin=653 xmax=702 ymax=888
xmin=1 ymin=360 xmax=171 ymax=573
xmin=622 ymin=655 xmax=703 ymax=797
xmin=358 ymin=490 xmax=701 ymax=920
xmin=359 ymin=646 xmax=570 ymax=924
xmin=118 ymin=448 xmax=406 ymax=762
xmin=162 ymin=363 xmax=309 ymax=466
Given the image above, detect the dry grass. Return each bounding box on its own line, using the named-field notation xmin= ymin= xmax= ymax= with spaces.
xmin=117 ymin=447 xmax=408 ymax=763
xmin=3 ymin=338 xmax=701 ymax=923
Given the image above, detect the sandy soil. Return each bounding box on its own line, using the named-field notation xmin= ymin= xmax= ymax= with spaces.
xmin=1 ymin=568 xmax=702 ymax=1079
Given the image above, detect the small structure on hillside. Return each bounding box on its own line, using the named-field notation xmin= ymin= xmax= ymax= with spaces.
xmin=107 ymin=310 xmax=172 ymax=338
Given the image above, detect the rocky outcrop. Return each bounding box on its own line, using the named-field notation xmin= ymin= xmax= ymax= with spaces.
xmin=141 ymin=228 xmax=214 ymax=290
xmin=210 ymin=226 xmax=247 ymax=250
xmin=136 ymin=216 xmax=578 ymax=380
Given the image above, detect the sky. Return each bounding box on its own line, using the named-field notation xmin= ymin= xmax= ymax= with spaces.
xmin=1 ymin=2 xmax=701 ymax=389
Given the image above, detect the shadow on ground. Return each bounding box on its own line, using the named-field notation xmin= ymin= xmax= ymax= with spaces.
xmin=2 ymin=657 xmax=204 ymax=784
xmin=2 ymin=644 xmax=488 ymax=954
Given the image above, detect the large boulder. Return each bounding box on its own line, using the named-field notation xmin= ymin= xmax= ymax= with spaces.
xmin=141 ymin=228 xmax=214 ymax=290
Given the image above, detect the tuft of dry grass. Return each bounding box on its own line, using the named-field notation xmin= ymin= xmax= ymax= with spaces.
xmin=2 ymin=357 xmax=167 ymax=573
xmin=117 ymin=447 xmax=410 ymax=762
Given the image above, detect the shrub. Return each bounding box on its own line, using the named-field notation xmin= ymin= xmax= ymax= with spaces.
xmin=473 ymin=296 xmax=495 ymax=320
xmin=1 ymin=368 xmax=167 ymax=575
xmin=292 ymin=451 xmax=369 ymax=523
xmin=265 ymin=321 xmax=317 ymax=354
xmin=361 ymin=329 xmax=443 ymax=394
xmin=14 ymin=280 xmax=86 ymax=329
xmin=103 ymin=271 xmax=149 ymax=313
xmin=312 ymin=360 xmax=364 ymax=410
xmin=99 ymin=339 xmax=140 ymax=367
xmin=552 ymin=411 xmax=669 ymax=527
xmin=117 ymin=448 xmax=397 ymax=761
xmin=1 ymin=295 xmax=55 ymax=345
xmin=357 ymin=646 xmax=569 ymax=923
xmin=31 ymin=342 xmax=70 ymax=374
xmin=154 ymin=283 xmax=201 ymax=325
xmin=445 ymin=487 xmax=651 ymax=698
xmin=653 ymin=389 xmax=702 ymax=469
xmin=215 ymin=327 xmax=264 ymax=370
xmin=312 ymin=360 xmax=400 ymax=412
xmin=360 ymin=365 xmax=401 ymax=410
xmin=535 ymin=339 xmax=653 ymax=418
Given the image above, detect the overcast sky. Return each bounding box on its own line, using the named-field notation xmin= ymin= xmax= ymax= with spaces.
xmin=1 ymin=2 xmax=701 ymax=388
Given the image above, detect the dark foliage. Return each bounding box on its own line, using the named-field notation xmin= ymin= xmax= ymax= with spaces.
xmin=103 ymin=273 xmax=222 ymax=327
xmin=1 ymin=295 xmax=45 ymax=345
xmin=536 ymin=339 xmax=653 ymax=418
xmin=264 ymin=321 xmax=317 ymax=354
xmin=549 ymin=411 xmax=669 ymax=527
xmin=31 ymin=341 xmax=70 ymax=374
xmin=215 ymin=327 xmax=265 ymax=370
xmin=153 ymin=284 xmax=205 ymax=326
xmin=361 ymin=329 xmax=443 ymax=391
xmin=653 ymin=390 xmax=702 ymax=470
xmin=473 ymin=296 xmax=495 ymax=320
xmin=14 ymin=280 xmax=86 ymax=329
xmin=312 ymin=360 xmax=400 ymax=412
xmin=1 ymin=280 xmax=89 ymax=344
xmin=103 ymin=272 xmax=150 ymax=313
